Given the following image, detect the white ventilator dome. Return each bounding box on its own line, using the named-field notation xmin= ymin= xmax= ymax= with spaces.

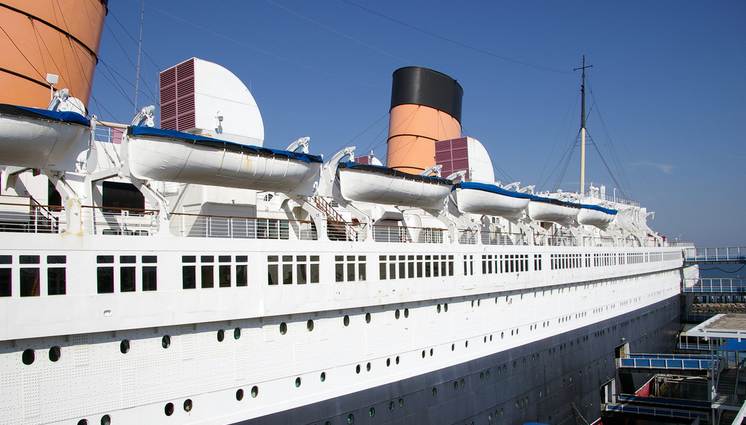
xmin=159 ymin=58 xmax=264 ymax=146
xmin=464 ymin=137 xmax=495 ymax=183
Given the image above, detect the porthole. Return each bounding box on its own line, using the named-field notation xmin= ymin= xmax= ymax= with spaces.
xmin=251 ymin=386 xmax=259 ymax=398
xmin=395 ymin=356 xmax=400 ymax=364
xmin=307 ymin=320 xmax=314 ymax=332
xmin=489 ymin=335 xmax=493 ymax=342
xmin=477 ymin=299 xmax=481 ymax=306
xmin=280 ymin=322 xmax=287 ymax=335
xmin=421 ymin=350 xmax=426 ymax=358
xmin=429 ymin=348 xmax=434 ymax=356
xmin=432 ymin=387 xmax=438 ymax=397
xmin=465 ymin=340 xmax=469 ymax=348
xmin=234 ymin=328 xmax=241 ymax=340
xmin=343 ymin=315 xmax=350 ymax=326
xmin=217 ymin=329 xmax=225 ymax=342
xmin=346 ymin=414 xmax=354 ymax=424
xmin=295 ymin=377 xmax=302 ymax=388
xmin=100 ymin=415 xmax=110 ymax=425
xmin=459 ymin=378 xmax=465 ymax=388
xmin=471 ymin=300 xmax=475 ymax=307
xmin=395 ymin=309 xmax=400 ymax=319
xmin=483 ymin=336 xmax=487 ymax=343
xmin=451 ymin=343 xmax=455 ymax=351
xmin=366 ymin=362 xmax=371 ymax=372
xmin=22 ymin=349 xmax=34 ymax=365
xmin=49 ymin=346 xmax=61 ymax=362
xmin=404 ymin=308 xmax=409 ymax=318
xmin=236 ymin=389 xmax=244 ymax=401
xmin=444 ymin=303 xmax=448 ymax=312
xmin=320 ymin=372 xmax=326 ymax=382
xmin=162 ymin=335 xmax=171 ymax=349
xmin=369 ymin=407 xmax=375 ymax=417
xmin=120 ymin=340 xmax=130 ymax=354
xmin=183 ymin=399 xmax=192 ymax=412
xmin=365 ymin=313 xmax=371 ymax=323
xmin=164 ymin=403 xmax=174 ymax=416
xmin=398 ymin=398 xmax=404 ymax=407
xmin=501 ymin=332 xmax=504 ymax=339
xmin=386 ymin=358 xmax=391 ymax=367
xmin=437 ymin=304 xmax=441 ymax=313
xmin=77 ymin=420 xmax=88 ymax=425
xmin=356 ymin=364 xmax=361 ymax=374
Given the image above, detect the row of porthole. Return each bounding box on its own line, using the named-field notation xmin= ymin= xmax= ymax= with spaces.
xmin=234 ymin=385 xmax=260 ymax=401
xmin=164 ymin=399 xmax=193 ymax=416
xmin=21 ymin=346 xmax=61 ymax=365
xmin=76 ymin=415 xmax=111 ymax=425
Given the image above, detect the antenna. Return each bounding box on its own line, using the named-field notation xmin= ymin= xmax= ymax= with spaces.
xmin=573 ymin=55 xmax=593 ymax=196
xmin=133 ymin=0 xmax=145 ymax=113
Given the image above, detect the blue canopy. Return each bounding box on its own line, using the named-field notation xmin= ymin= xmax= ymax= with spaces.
xmin=580 ymin=203 xmax=618 ymax=215
xmin=454 ymin=181 xmax=533 ymax=199
xmin=338 ymin=161 xmax=452 ymax=185
xmin=0 ymin=103 xmax=90 ymax=127
xmin=127 ymin=126 xmax=323 ymax=163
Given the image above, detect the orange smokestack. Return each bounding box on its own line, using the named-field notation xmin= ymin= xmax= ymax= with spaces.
xmin=0 ymin=0 xmax=107 ymax=108
xmin=386 ymin=67 xmax=463 ymax=174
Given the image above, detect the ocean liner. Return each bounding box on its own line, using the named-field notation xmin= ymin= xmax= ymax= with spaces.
xmin=0 ymin=2 xmax=683 ymax=424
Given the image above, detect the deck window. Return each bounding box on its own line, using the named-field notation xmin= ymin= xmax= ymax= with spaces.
xmin=268 ymin=256 xmax=279 ymax=285
xmin=282 ymin=256 xmax=293 ymax=284
xmin=310 ymin=256 xmax=320 ymax=283
xmin=0 ymin=267 xmax=10 ymax=297
xmin=97 ymin=256 xmax=114 ymax=293
xmin=182 ymin=256 xmax=196 ymax=289
xmin=142 ymin=266 xmax=157 ymax=291
xmin=46 ymin=256 xmax=66 ymax=295
xmin=120 ymin=266 xmax=136 ymax=292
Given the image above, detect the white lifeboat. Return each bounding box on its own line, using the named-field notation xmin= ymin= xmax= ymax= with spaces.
xmin=0 ymin=103 xmax=90 ymax=171
xmin=577 ymin=204 xmax=617 ymax=228
xmin=337 ymin=161 xmax=451 ymax=210
xmin=126 ymin=126 xmax=321 ymax=194
xmin=453 ymin=182 xmax=531 ymax=217
xmin=527 ymin=195 xmax=580 ymax=224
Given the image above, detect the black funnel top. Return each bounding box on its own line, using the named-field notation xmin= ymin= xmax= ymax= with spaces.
xmin=390 ymin=66 xmax=463 ymax=123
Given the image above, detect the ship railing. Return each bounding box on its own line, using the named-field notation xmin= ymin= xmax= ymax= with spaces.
xmin=684 ymin=246 xmax=746 ymax=262
xmin=83 ymin=206 xmax=160 ymax=236
xmin=480 ymin=230 xmax=526 ymax=246
xmin=684 ymin=278 xmax=746 ymax=293
xmin=170 ymin=212 xmax=318 ymax=241
xmin=372 ymin=224 xmax=445 ymax=244
xmin=458 ymin=229 xmax=479 ymax=245
xmin=326 ymin=220 xmax=367 ymax=242
xmin=0 ymin=200 xmax=63 ymax=234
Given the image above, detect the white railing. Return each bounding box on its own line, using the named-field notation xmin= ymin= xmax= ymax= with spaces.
xmin=684 ymin=278 xmax=746 ymax=293
xmin=684 ymin=247 xmax=746 ymax=262
xmin=85 ymin=207 xmax=159 ymax=236
xmin=481 ymin=231 xmax=525 ymax=246
xmin=0 ymin=201 xmax=62 ymax=234
xmin=170 ymin=213 xmax=317 ymax=241
xmin=372 ymin=225 xmax=444 ymax=244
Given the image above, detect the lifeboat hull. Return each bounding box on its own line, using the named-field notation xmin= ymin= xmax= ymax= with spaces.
xmin=0 ymin=104 xmax=90 ymax=171
xmin=528 ymin=198 xmax=579 ymax=224
xmin=578 ymin=205 xmax=617 ymax=228
xmin=127 ymin=127 xmax=321 ymax=194
xmin=338 ymin=162 xmax=451 ymax=209
xmin=454 ymin=182 xmax=530 ymax=217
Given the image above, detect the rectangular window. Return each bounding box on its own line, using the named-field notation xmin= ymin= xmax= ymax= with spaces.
xmin=417 ymin=255 xmax=424 ymax=277
xmin=336 ymin=255 xmax=344 ymax=282
xmin=358 ymin=256 xmax=366 ymax=281
xmin=47 ymin=256 xmax=66 ymax=295
xmin=120 ymin=266 xmax=136 ymax=292
xmin=297 ymin=263 xmax=307 ymax=284
xmin=425 ymin=255 xmax=431 ymax=278
xmin=448 ymin=255 xmax=454 ymax=276
xmin=20 ymin=257 xmax=40 ymax=296
xmin=143 ymin=255 xmax=157 ymax=264
xmin=20 ymin=255 xmax=40 ymax=264
xmin=379 ymin=256 xmax=387 ymax=280
xmin=120 ymin=255 xmax=136 ymax=264
xmin=347 ymin=262 xmax=356 ymax=282
xmin=282 ymin=262 xmax=293 ymax=285
xmin=97 ymin=255 xmax=114 ymax=293
xmin=142 ymin=266 xmax=157 ymax=291
xmin=183 ymin=266 xmax=196 ymax=289
xmin=219 ymin=265 xmax=231 ymax=287
xmin=268 ymin=257 xmax=279 ymax=285
xmin=310 ymin=256 xmax=320 ymax=283
xmin=407 ymin=256 xmax=415 ymax=278
xmin=0 ymin=268 xmax=10 ymax=297
xmin=201 ymin=265 xmax=214 ymax=288
xmin=236 ymin=264 xmax=248 ymax=286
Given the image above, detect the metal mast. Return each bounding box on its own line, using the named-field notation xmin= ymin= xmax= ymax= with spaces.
xmin=133 ymin=0 xmax=145 ymax=113
xmin=574 ymin=55 xmax=592 ymax=196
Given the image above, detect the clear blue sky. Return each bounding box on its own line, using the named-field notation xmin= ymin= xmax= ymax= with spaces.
xmin=91 ymin=0 xmax=745 ymax=246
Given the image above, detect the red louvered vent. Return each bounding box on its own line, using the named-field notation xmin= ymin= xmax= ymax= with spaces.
xmin=159 ymin=58 xmax=196 ymax=131
xmin=435 ymin=137 xmax=470 ymax=180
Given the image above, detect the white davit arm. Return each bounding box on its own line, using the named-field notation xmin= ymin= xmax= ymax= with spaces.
xmin=131 ymin=105 xmax=156 ymax=127
xmin=286 ymin=136 xmax=310 ymax=153
xmin=421 ymin=164 xmax=443 ymax=177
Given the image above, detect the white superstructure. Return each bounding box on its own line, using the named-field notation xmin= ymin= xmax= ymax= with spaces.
xmin=0 ymin=60 xmax=683 ymax=425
